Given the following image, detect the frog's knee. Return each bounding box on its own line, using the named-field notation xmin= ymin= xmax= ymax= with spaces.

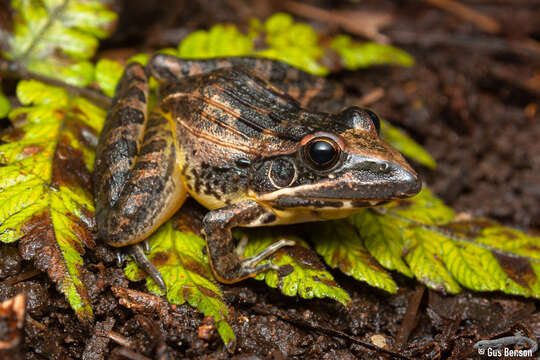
xmin=148 ymin=54 xmax=182 ymax=82
xmin=96 ymin=212 xmax=132 ymax=247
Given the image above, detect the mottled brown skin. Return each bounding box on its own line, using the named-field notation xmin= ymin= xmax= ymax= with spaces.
xmin=94 ymin=54 xmax=421 ymax=287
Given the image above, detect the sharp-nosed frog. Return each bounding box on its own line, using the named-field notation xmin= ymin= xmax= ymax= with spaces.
xmin=94 ymin=54 xmax=421 ymax=289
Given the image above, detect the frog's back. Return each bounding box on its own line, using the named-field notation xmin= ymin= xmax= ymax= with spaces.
xmin=160 ymin=66 xmax=339 ymax=157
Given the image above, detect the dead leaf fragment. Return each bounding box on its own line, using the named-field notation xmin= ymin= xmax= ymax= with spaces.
xmin=0 ymin=293 xmax=25 ymax=350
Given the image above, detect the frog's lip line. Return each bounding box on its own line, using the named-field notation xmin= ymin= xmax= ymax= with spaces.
xmin=257 ymin=190 xmax=413 ymax=204
xmin=270 ymin=197 xmax=396 ymax=205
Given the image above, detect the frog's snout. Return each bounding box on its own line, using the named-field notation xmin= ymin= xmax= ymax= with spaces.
xmin=388 ymin=161 xmax=422 ymax=198
xmin=347 ymin=155 xmax=422 ymax=199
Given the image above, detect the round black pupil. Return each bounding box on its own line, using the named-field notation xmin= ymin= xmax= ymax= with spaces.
xmin=309 ymin=141 xmax=336 ymax=165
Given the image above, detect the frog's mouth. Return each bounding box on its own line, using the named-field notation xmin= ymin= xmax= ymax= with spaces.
xmin=258 ymin=162 xmax=421 ymax=209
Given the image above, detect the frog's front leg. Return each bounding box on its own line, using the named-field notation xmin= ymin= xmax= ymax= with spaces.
xmin=203 ymin=200 xmax=295 ymax=283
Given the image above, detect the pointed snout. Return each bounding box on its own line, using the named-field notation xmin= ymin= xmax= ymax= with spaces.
xmin=345 ymin=155 xmax=422 ymax=199
xmin=382 ymin=160 xmax=422 ymax=198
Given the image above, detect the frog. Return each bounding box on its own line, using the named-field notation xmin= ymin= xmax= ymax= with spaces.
xmin=94 ymin=54 xmax=421 ymax=290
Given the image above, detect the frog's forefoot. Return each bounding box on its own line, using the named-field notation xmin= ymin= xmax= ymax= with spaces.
xmin=227 ymin=238 xmax=295 ymax=279
xmin=240 ymin=239 xmax=296 ymax=268
xmin=115 ymin=249 xmax=127 ymax=267
xmin=127 ymin=244 xmax=167 ymax=291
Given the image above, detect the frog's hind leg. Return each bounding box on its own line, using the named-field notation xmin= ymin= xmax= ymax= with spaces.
xmin=149 ymin=54 xmax=346 ymax=112
xmin=202 ymin=200 xmax=295 ymax=283
xmin=102 ymin=110 xmax=187 ymax=289
xmin=95 ymin=65 xmax=187 ymax=289
xmin=94 ymin=63 xmax=150 ymax=217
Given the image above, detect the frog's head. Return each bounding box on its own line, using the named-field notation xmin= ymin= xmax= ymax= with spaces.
xmin=251 ymin=107 xmax=421 ymax=210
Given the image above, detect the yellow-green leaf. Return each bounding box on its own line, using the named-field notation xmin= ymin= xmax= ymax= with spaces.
xmin=124 ymin=214 xmax=235 ymax=350
xmin=3 ymin=0 xmax=117 ymax=86
xmin=402 ymin=226 xmax=462 ymax=294
xmin=350 ymin=209 xmax=413 ymax=277
xmin=94 ymin=58 xmax=124 ymax=98
xmin=240 ymin=228 xmax=351 ymax=306
xmin=352 ymin=187 xmax=540 ymax=298
xmin=385 ymin=187 xmax=455 ymax=225
xmin=0 ymin=91 xmax=10 ymax=118
xmin=178 ymin=25 xmax=254 ymax=59
xmin=443 ymin=219 xmax=540 ymax=260
xmin=0 ymin=79 xmax=105 ymax=321
xmin=171 ymin=13 xmax=413 ymax=76
xmin=331 ymin=34 xmax=414 ymax=69
xmin=311 ymin=220 xmax=397 ymax=293
xmin=440 ymin=219 xmax=540 ymax=297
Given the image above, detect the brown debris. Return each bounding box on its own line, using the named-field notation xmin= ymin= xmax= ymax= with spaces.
xmin=423 ymin=0 xmax=501 ymax=34
xmin=356 ymin=88 xmax=385 ymax=107
xmin=2 ymin=268 xmax=39 ymax=286
xmin=111 ymin=286 xmax=170 ymax=319
xmin=0 ymin=293 xmax=25 ymax=350
xmin=111 ymin=347 xmax=152 ymax=360
xmin=82 ymin=317 xmax=116 ymax=360
xmin=198 ymin=316 xmax=216 ymax=341
xmin=51 ymin=134 xmax=93 ymax=192
xmin=136 ymin=315 xmax=169 ymax=360
xmin=251 ymin=305 xmax=411 ymax=360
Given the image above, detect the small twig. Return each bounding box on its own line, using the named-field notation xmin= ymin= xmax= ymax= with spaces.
xmin=252 ymin=306 xmax=411 ymax=360
xmin=107 ymin=331 xmax=133 ymax=348
xmin=2 ymin=269 xmax=40 ymax=286
xmin=283 ymin=1 xmax=392 ymax=43
xmin=25 ymin=315 xmax=47 ymax=332
xmin=388 ymin=30 xmax=540 ymax=61
xmin=0 ymin=59 xmax=111 ymax=109
xmin=115 ymin=347 xmax=152 ymax=360
xmin=396 ymin=285 xmax=425 ymax=350
xmin=422 ymin=0 xmax=501 ymax=34
xmin=357 ymin=88 xmax=385 ymax=107
xmin=136 ymin=315 xmax=169 ymax=360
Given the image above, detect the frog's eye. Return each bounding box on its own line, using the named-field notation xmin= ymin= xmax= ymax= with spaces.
xmin=341 ymin=107 xmax=381 ymax=135
xmin=304 ymin=137 xmax=341 ymax=169
xmin=364 ymin=109 xmax=381 ymax=135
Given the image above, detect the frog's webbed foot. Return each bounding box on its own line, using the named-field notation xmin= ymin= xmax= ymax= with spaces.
xmin=203 ymin=201 xmax=295 ymax=283
xmin=114 ymin=242 xmax=166 ymax=291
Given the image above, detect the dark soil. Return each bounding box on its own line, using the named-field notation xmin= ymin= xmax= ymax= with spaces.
xmin=0 ymin=1 xmax=539 ymax=359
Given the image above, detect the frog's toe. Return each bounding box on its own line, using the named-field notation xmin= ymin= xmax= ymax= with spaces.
xmin=115 ymin=249 xmax=128 ymax=267
xmin=127 ymin=244 xmax=167 ymax=291
xmin=240 ymin=238 xmax=295 ymax=268
xmin=235 ymin=234 xmax=249 ymax=257
xmin=142 ymin=239 xmax=151 ymax=253
xmin=242 ymin=263 xmax=279 ymax=276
